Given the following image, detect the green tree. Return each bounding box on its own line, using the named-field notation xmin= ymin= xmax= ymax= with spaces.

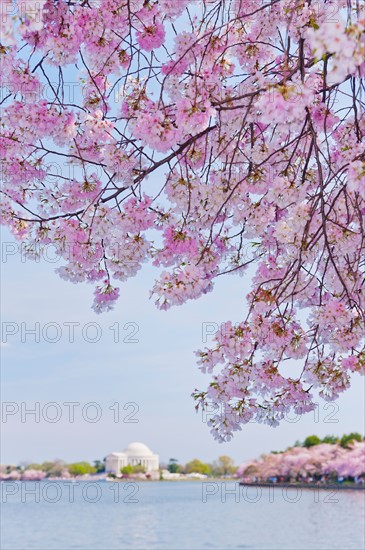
xmin=131 ymin=465 xmax=146 ymax=474
xmin=303 ymin=435 xmax=321 ymax=448
xmin=40 ymin=460 xmax=67 ymax=477
xmin=322 ymin=435 xmax=339 ymax=445
xmin=210 ymin=455 xmax=236 ymax=476
xmin=121 ymin=464 xmax=146 ymax=475
xmin=167 ymin=458 xmax=181 ymax=474
xmin=93 ymin=459 xmax=105 ymax=473
xmin=40 ymin=461 xmax=57 ymax=472
xmin=121 ymin=465 xmax=133 ymax=475
xmin=340 ymin=432 xmax=363 ymax=448
xmin=68 ymin=462 xmax=96 ymax=476
xmin=185 ymin=459 xmax=211 ymax=475
xmin=218 ymin=455 xmax=237 ymax=476
xmin=25 ymin=463 xmax=44 ymax=471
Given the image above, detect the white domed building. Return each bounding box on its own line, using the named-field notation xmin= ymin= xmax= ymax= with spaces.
xmin=105 ymin=442 xmax=159 ymax=474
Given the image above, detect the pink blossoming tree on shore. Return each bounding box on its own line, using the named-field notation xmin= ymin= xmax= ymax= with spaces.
xmin=1 ymin=0 xmax=364 ymax=440
xmin=238 ymin=440 xmax=365 ymax=481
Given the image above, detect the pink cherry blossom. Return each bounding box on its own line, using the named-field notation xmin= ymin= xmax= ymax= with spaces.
xmin=238 ymin=441 xmax=365 ymax=482
xmin=1 ymin=0 xmax=364 ymax=441
xmin=136 ymin=22 xmax=165 ymax=52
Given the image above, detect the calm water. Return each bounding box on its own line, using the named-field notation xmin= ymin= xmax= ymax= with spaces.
xmin=1 ymin=481 xmax=364 ymax=549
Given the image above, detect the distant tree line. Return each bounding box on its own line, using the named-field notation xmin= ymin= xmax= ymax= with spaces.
xmin=166 ymin=455 xmax=237 ymax=477
xmin=299 ymin=433 xmax=363 ymax=450
xmin=3 ymin=435 xmax=363 ymax=479
xmin=1 ymin=455 xmax=238 ymax=478
xmin=2 ymin=459 xmax=106 ymax=477
xmin=239 ymin=434 xmax=365 ymax=484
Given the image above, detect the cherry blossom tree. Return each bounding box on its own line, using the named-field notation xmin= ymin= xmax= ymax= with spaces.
xmin=0 ymin=469 xmax=20 ymax=481
xmin=238 ymin=441 xmax=365 ymax=481
xmin=1 ymin=0 xmax=364 ymax=440
xmin=20 ymin=469 xmax=47 ymax=481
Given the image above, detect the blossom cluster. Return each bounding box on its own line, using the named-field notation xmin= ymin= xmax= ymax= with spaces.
xmin=1 ymin=0 xmax=364 ymax=439
xmin=238 ymin=441 xmax=365 ymax=480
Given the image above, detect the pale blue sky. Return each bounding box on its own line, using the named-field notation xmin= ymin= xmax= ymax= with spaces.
xmin=1 ymin=226 xmax=364 ymax=467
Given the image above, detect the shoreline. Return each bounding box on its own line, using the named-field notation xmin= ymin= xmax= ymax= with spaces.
xmin=0 ymin=476 xmax=237 ymax=483
xmin=2 ymin=477 xmax=364 ymax=489
xmin=239 ymin=481 xmax=365 ymax=491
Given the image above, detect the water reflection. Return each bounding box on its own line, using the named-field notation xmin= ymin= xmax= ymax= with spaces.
xmin=1 ymin=482 xmax=364 ymax=549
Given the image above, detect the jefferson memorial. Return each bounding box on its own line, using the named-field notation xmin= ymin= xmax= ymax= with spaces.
xmin=105 ymin=442 xmax=159 ymax=473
